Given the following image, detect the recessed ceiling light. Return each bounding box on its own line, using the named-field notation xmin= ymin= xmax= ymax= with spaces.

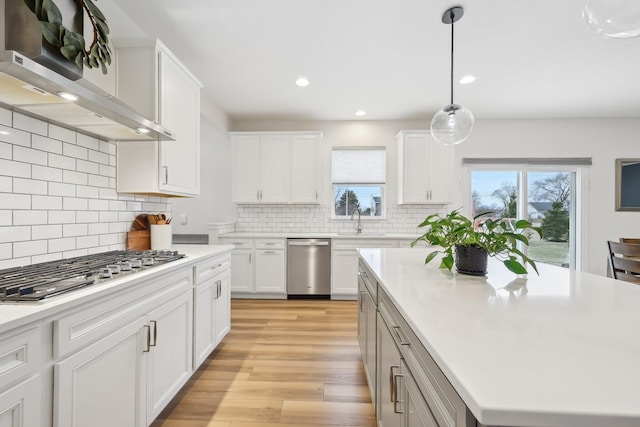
xmin=355 ymin=110 xmax=367 ymax=117
xmin=295 ymin=77 xmax=310 ymax=87
xmin=57 ymin=91 xmax=79 ymax=101
xmin=459 ymin=75 xmax=476 ymax=84
xmin=136 ymin=127 xmax=150 ymax=134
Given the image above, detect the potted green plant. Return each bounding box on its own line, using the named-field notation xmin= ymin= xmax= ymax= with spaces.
xmin=411 ymin=210 xmax=542 ymax=275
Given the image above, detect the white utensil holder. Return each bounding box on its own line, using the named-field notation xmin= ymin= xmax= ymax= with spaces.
xmin=150 ymin=224 xmax=172 ymax=250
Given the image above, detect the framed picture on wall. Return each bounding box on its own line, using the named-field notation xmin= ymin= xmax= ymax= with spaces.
xmin=615 ymin=158 xmax=640 ymax=211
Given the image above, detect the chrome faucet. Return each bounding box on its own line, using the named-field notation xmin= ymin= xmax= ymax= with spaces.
xmin=351 ymin=208 xmax=363 ymax=234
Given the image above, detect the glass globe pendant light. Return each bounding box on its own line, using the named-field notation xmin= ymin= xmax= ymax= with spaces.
xmin=431 ymin=6 xmax=474 ymax=146
xmin=583 ymin=0 xmax=640 ymax=39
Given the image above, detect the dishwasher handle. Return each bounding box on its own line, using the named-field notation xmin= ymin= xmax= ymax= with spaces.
xmin=288 ymin=241 xmax=330 ymax=247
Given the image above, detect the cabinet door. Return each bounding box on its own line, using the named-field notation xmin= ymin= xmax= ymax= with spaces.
xmin=55 ymin=316 xmax=147 ymax=427
xmin=402 ymin=361 xmax=439 ymax=427
xmin=401 ymin=133 xmax=430 ymax=203
xmin=290 ymin=135 xmax=319 ymax=203
xmin=193 ymin=277 xmax=217 ymax=369
xmin=426 ymin=134 xmax=454 ymax=204
xmin=159 ymin=49 xmax=201 ymax=196
xmin=377 ymin=313 xmax=403 ymax=427
xmin=255 ymin=250 xmax=286 ymax=293
xmin=232 ymin=135 xmax=261 ymax=202
xmin=357 ymin=280 xmax=367 ymax=361
xmin=229 ymin=249 xmax=253 ymax=293
xmin=331 ymin=250 xmax=359 ymax=295
xmin=146 ymin=292 xmax=193 ymax=422
xmin=260 ymin=135 xmax=290 ymax=203
xmin=215 ymin=270 xmax=231 ymax=344
xmin=0 ymin=376 xmax=41 ymax=427
xmin=364 ymin=291 xmax=376 ymax=402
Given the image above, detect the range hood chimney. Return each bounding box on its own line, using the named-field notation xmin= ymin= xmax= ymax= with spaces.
xmin=0 ymin=0 xmax=175 ymax=142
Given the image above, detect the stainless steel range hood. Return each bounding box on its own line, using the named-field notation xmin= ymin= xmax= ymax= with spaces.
xmin=1 ymin=0 xmax=175 ymax=142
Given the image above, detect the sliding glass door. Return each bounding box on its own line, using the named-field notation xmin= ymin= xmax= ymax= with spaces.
xmin=470 ymin=167 xmax=580 ymax=270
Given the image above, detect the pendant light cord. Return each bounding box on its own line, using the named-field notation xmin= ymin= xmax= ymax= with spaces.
xmin=450 ymin=9 xmax=455 ymax=106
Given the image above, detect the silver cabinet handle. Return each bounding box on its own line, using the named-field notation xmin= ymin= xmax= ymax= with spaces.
xmin=143 ymin=325 xmax=151 ymax=352
xmin=359 ymin=291 xmax=366 ymax=312
xmin=150 ymin=320 xmax=158 ymax=347
xmin=257 ymin=190 xmax=260 ymax=200
xmin=163 ymin=166 xmax=169 ymax=184
xmin=218 ymin=280 xmax=222 ymax=298
xmin=249 ymin=253 xmax=251 ymax=263
xmin=393 ymin=372 xmax=404 ymax=414
xmin=392 ymin=326 xmax=410 ymax=346
xmin=263 ymin=250 xmax=276 ymax=254
xmin=390 ymin=365 xmax=400 ymax=402
xmin=288 ymin=241 xmax=329 ymax=246
xmin=316 ymin=190 xmax=318 ymax=201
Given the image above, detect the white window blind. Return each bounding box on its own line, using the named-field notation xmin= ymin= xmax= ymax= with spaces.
xmin=331 ymin=148 xmax=386 ymax=183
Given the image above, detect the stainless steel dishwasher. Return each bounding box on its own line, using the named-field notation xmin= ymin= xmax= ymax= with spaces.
xmin=287 ymin=238 xmax=331 ymax=298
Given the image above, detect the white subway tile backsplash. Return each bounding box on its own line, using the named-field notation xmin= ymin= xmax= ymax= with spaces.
xmin=0 ymin=107 xmax=11 ymax=126
xmin=99 ymin=211 xmax=118 ymax=222
xmin=13 ymin=113 xmax=47 ymax=136
xmin=32 ymin=252 xmax=62 ymax=264
xmin=76 ymin=134 xmax=100 ymax=151
xmin=76 ymin=235 xmax=99 ymax=249
xmin=48 ymin=211 xmax=75 ymax=224
xmin=0 ymin=257 xmax=30 ymax=269
xmin=109 ymin=200 xmax=127 ymax=211
xmin=13 ymin=240 xmax=48 ymax=257
xmin=0 ymin=177 xmax=12 ymax=193
xmin=48 ymin=124 xmax=76 ymax=144
xmin=62 ymin=170 xmax=88 ymax=185
xmin=14 ymin=146 xmax=48 ymax=166
xmin=99 ymin=233 xmax=119 ymax=246
xmin=76 ymin=185 xmax=99 ymax=199
xmin=62 ymin=197 xmax=88 ymax=211
xmin=32 ymin=135 xmax=63 ymax=154
xmin=32 ymin=165 xmax=63 ymax=182
xmin=0 ymin=243 xmax=11 ymax=260
xmin=13 ymin=210 xmax=47 ymax=225
xmin=32 ymin=225 xmax=62 ymax=240
xmin=76 ymin=211 xmax=99 ymax=223
xmin=99 ymin=164 xmax=116 ymax=178
xmin=0 ymin=159 xmax=31 ymax=178
xmin=100 ymin=140 xmax=116 ymax=155
xmin=109 ymin=222 xmax=127 ymax=233
xmin=49 ymin=237 xmax=76 ymax=253
xmin=49 ymin=182 xmax=76 ymax=197
xmin=0 ymin=193 xmax=30 ymax=210
xmin=88 ymin=199 xmax=109 ymax=211
xmin=99 ymin=188 xmax=118 ymax=200
xmin=63 ymin=223 xmax=88 ymax=237
xmin=0 ymin=226 xmax=31 ymax=243
xmin=32 ymin=195 xmax=62 ymax=210
xmin=88 ymin=174 xmax=109 ymax=188
xmin=0 ymin=125 xmax=30 ymax=147
xmin=76 ymin=159 xmax=100 ymax=174
xmin=63 ymin=142 xmax=88 ymax=160
xmin=13 ymin=178 xmax=47 ymax=195
xmin=88 ymin=223 xmax=109 ymax=235
xmin=49 ymin=153 xmax=75 ymax=170
xmin=0 ymin=211 xmax=11 ymax=226
xmin=0 ymin=141 xmax=11 ymax=159
xmin=88 ymin=150 xmax=109 ymax=165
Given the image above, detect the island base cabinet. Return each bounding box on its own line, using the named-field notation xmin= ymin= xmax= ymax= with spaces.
xmin=402 ymin=360 xmax=439 ymax=427
xmin=376 ymin=312 xmax=402 ymax=427
xmin=0 ymin=376 xmax=41 ymax=427
xmin=55 ymin=316 xmax=147 ymax=427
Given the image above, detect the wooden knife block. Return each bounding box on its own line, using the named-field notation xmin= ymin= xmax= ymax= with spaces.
xmin=126 ymin=230 xmax=151 ymax=250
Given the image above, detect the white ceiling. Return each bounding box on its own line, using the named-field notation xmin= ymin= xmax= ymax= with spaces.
xmin=111 ymin=0 xmax=640 ymax=122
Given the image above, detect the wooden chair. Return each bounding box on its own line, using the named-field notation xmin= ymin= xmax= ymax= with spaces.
xmin=607 ymin=241 xmax=640 ymax=284
xmin=620 ymin=237 xmax=640 ymax=244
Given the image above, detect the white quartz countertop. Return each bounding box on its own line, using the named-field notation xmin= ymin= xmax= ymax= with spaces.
xmin=0 ymin=245 xmax=233 ymax=335
xmin=220 ymin=232 xmax=418 ymax=239
xmin=358 ymin=248 xmax=640 ymax=427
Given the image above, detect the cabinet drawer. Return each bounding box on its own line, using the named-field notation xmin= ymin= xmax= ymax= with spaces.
xmin=54 ymin=268 xmax=192 ymax=358
xmin=221 ymin=238 xmax=253 ymax=249
xmin=358 ymin=259 xmax=377 ymax=300
xmin=0 ymin=327 xmax=41 ymax=388
xmin=379 ymin=288 xmax=471 ymax=427
xmin=194 ymin=253 xmax=230 ymax=284
xmin=255 ymin=239 xmax=285 ymax=249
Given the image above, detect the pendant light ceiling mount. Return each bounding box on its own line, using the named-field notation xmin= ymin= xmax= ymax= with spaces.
xmin=430 ymin=6 xmax=475 ymax=146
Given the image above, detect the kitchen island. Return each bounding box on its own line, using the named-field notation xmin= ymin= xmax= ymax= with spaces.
xmin=358 ymin=248 xmax=640 ymax=427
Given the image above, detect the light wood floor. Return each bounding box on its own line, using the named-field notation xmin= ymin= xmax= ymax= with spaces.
xmin=151 ymin=299 xmax=376 ymax=427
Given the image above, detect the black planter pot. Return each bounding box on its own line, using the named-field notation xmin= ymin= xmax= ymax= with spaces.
xmin=455 ymin=245 xmax=488 ymax=276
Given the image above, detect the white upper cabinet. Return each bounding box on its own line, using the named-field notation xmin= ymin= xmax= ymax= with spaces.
xmin=116 ymin=40 xmax=202 ymax=197
xmin=231 ymin=132 xmax=321 ymax=204
xmin=397 ymin=130 xmax=454 ymax=204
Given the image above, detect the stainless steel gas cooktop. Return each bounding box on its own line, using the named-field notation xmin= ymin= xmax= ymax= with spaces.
xmin=0 ymin=250 xmax=186 ymax=302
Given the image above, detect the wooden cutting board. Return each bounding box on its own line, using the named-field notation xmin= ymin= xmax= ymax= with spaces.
xmin=126 ymin=230 xmax=150 ymax=250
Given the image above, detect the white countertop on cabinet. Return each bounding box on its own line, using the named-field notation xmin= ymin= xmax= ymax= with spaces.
xmin=358 ymin=247 xmax=640 ymax=427
xmin=220 ymin=232 xmax=418 ymax=239
xmin=0 ymin=245 xmax=233 ymax=335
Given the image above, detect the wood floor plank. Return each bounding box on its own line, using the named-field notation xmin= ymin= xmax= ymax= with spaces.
xmin=151 ymin=299 xmax=375 ymax=427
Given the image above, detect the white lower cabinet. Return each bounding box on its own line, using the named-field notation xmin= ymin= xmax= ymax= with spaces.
xmin=193 ymin=254 xmax=231 ymax=369
xmin=332 ymin=239 xmax=397 ymax=297
xmin=145 ymin=292 xmax=193 ymax=422
xmin=0 ymin=375 xmax=42 ymax=427
xmin=55 ymin=316 xmax=147 ymax=427
xmin=222 ymin=238 xmax=286 ymax=297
